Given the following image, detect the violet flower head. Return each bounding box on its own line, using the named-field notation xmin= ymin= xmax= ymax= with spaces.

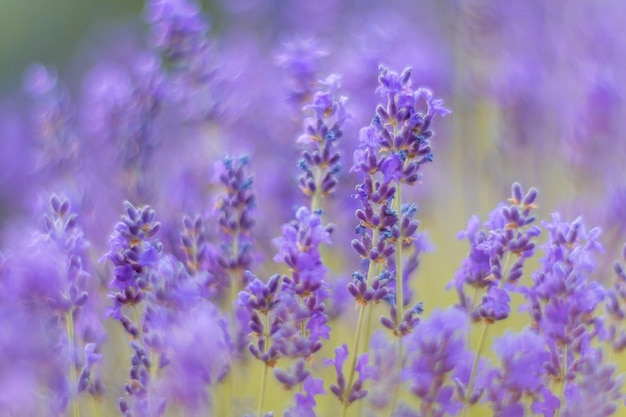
xmin=353 ymin=65 xmax=450 ymax=187
xmin=274 ymin=206 xmax=332 ymax=297
xmin=146 ymin=0 xmax=209 ymax=64
xmin=605 ymin=243 xmax=626 ymax=353
xmin=366 ymin=331 xmax=402 ymax=410
xmin=41 ymin=195 xmax=106 ymax=401
xmin=214 ymin=155 xmax=256 ymax=286
xmin=275 ymin=37 xmax=328 ymax=108
xmin=146 ymin=0 xmax=219 ymax=121
xmin=180 ymin=214 xmax=211 ymax=276
xmin=159 ymin=302 xmax=231 ymax=413
xmin=486 ymin=330 xmax=555 ymax=417
xmin=404 ymin=308 xmax=473 ymax=417
xmin=272 ymin=207 xmax=333 ymax=357
xmin=283 ymin=375 xmax=325 ymax=417
xmin=297 ymin=75 xmax=350 ymax=207
xmin=525 ymin=214 xmax=605 ymax=352
xmin=450 ymin=183 xmax=540 ymax=323
xmin=23 ymin=63 xmax=78 ymax=172
xmin=106 ymin=201 xmax=162 ymax=319
xmin=82 ymin=55 xmax=164 ymax=197
xmin=520 ymin=214 xmax=607 ymax=417
xmin=324 ymin=344 xmax=373 ymax=407
xmin=561 ymin=348 xmax=623 ymax=417
xmin=238 ymin=273 xmax=283 ymax=366
xmin=273 ymin=358 xmax=310 ymax=391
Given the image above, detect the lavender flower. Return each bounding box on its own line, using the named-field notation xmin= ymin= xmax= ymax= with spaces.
xmin=297 ymin=75 xmax=349 ymax=211
xmin=485 ymin=330 xmax=555 ymax=417
xmin=283 ymin=375 xmax=325 ymax=417
xmin=403 ymin=308 xmax=473 ymax=416
xmin=325 ymin=344 xmax=373 ymax=407
xmin=275 ymin=38 xmax=328 ymax=109
xmin=146 ymin=0 xmax=219 ymax=121
xmin=82 ymin=55 xmax=164 ymax=199
xmin=521 ymin=214 xmax=606 ymax=416
xmin=23 ymin=63 xmax=78 ymax=174
xmin=41 ymin=195 xmax=105 ymax=407
xmin=146 ymin=0 xmax=209 ymax=64
xmin=450 ymin=183 xmax=540 ymax=323
xmin=106 ymin=201 xmax=162 ymax=318
xmin=159 ymin=302 xmax=231 ymax=413
xmin=214 ymin=156 xmax=256 ymax=283
xmin=605 ymin=244 xmax=626 ymax=352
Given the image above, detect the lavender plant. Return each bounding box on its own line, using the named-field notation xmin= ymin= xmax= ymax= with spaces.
xmin=3 ymin=2 xmax=626 ymax=417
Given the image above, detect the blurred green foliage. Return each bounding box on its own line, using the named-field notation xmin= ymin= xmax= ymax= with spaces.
xmin=0 ymin=0 xmax=144 ymax=93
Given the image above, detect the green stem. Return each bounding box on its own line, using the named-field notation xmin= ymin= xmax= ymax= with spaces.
xmin=462 ymin=321 xmax=490 ymax=417
xmin=258 ymin=313 xmax=270 ymax=417
xmin=341 ymin=305 xmax=368 ymax=417
xmin=258 ymin=362 xmax=269 ymax=417
xmin=554 ymin=345 xmax=567 ymax=417
xmin=394 ymin=181 xmax=404 ymax=320
xmin=311 ymin=166 xmax=323 ymax=213
xmin=225 ymin=228 xmax=241 ymax=417
xmin=90 ymin=397 xmax=101 ymax=417
xmin=66 ymin=311 xmax=80 ymax=417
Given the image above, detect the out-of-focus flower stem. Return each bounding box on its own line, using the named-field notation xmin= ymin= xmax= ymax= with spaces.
xmin=462 ymin=320 xmax=489 ymax=417
xmin=554 ymin=345 xmax=567 ymax=417
xmin=343 ymin=225 xmax=380 ymax=416
xmin=90 ymin=397 xmax=101 ymax=417
xmin=226 ymin=226 xmax=241 ymax=417
xmin=341 ymin=303 xmax=367 ymax=417
xmin=258 ymin=312 xmax=270 ymax=417
xmin=66 ymin=310 xmax=80 ymax=417
xmin=394 ymin=181 xmax=404 ymax=322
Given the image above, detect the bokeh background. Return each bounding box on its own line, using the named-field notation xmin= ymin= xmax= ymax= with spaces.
xmin=1 ymin=0 xmax=626 ymax=416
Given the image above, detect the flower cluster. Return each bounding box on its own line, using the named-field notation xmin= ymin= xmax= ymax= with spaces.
xmin=451 ymin=182 xmax=540 ymax=323
xmin=297 ymin=75 xmax=349 ymax=210
xmin=4 ymin=2 xmax=626 ymax=417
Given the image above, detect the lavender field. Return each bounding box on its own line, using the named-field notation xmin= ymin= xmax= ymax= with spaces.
xmin=1 ymin=1 xmax=626 ymax=416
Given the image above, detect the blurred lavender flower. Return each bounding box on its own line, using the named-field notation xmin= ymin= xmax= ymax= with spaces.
xmin=82 ymin=55 xmax=165 ymax=199
xmin=275 ymin=38 xmax=328 ymax=110
xmin=485 ymin=330 xmax=556 ymax=417
xmin=159 ymin=302 xmax=231 ymax=413
xmin=561 ymin=348 xmax=623 ymax=417
xmin=325 ymin=344 xmax=373 ymax=407
xmin=521 ymin=214 xmax=606 ymax=416
xmin=403 ymin=308 xmax=473 ymax=416
xmin=605 ymin=244 xmax=626 ymax=353
xmin=214 ymin=155 xmax=256 ymax=300
xmin=146 ymin=0 xmax=219 ymax=121
xmin=41 ymin=195 xmax=105 ymax=405
xmin=23 ymin=63 xmax=78 ymax=175
xmin=283 ymin=374 xmax=325 ymax=417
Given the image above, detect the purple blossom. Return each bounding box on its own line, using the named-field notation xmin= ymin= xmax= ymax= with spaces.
xmin=486 ymin=330 xmax=553 ymax=416
xmin=159 ymin=302 xmax=231 ymax=412
xmin=23 ymin=63 xmax=78 ymax=173
xmin=450 ymin=183 xmax=540 ymax=323
xmin=325 ymin=344 xmax=373 ymax=407
xmin=214 ymin=156 xmax=256 ymax=277
xmin=283 ymin=375 xmax=325 ymax=417
xmin=403 ymin=308 xmax=473 ymax=416
xmin=275 ymin=37 xmax=328 ymax=108
xmin=297 ymin=75 xmax=349 ymax=206
xmin=146 ymin=0 xmax=210 ymax=63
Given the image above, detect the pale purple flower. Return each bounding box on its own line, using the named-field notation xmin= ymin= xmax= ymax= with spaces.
xmin=404 ymin=308 xmax=472 ymax=416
